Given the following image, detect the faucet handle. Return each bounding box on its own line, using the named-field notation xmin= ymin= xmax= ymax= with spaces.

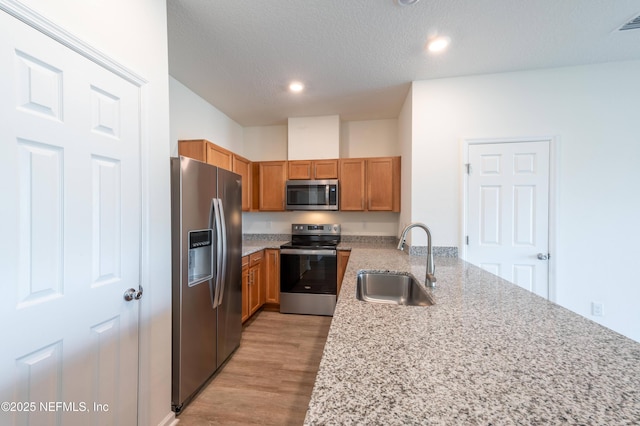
xmin=425 ymin=273 xmax=437 ymax=288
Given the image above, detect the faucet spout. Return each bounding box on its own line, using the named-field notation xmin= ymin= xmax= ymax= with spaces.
xmin=397 ymin=222 xmax=436 ymax=287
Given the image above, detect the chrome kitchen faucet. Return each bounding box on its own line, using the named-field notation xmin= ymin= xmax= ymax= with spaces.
xmin=397 ymin=223 xmax=437 ymax=288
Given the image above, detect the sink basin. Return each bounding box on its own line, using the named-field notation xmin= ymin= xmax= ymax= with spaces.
xmin=355 ymin=271 xmax=434 ymax=306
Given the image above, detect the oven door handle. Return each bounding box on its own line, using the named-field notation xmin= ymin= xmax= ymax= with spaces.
xmin=280 ymin=249 xmax=337 ymax=256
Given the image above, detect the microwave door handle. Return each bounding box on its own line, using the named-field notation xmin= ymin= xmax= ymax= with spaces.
xmin=325 ymin=184 xmax=330 ymax=206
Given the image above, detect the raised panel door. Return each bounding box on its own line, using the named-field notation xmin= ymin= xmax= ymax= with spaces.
xmin=232 ymin=154 xmax=251 ymax=211
xmin=258 ymin=161 xmax=287 ymax=211
xmin=0 ymin=13 xmax=141 ymax=425
xmin=367 ymin=157 xmax=400 ymax=211
xmin=248 ymin=265 xmax=261 ymax=315
xmin=178 ymin=140 xmax=207 ymax=163
xmin=248 ymin=251 xmax=263 ymax=316
xmin=206 ymin=143 xmax=233 ymax=170
xmin=466 ymin=141 xmax=550 ymax=298
xmin=288 ymin=160 xmax=312 ymax=180
xmin=264 ymin=249 xmax=280 ymax=304
xmin=339 ymin=159 xmax=366 ymax=211
xmin=313 ymin=159 xmax=338 ymax=179
xmin=241 ymin=256 xmax=249 ymax=323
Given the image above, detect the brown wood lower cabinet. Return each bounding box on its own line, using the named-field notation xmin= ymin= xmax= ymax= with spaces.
xmin=243 ymin=249 xmax=281 ymax=323
xmin=246 ymin=251 xmax=264 ymax=321
xmin=243 ymin=247 xmax=346 ymax=322
xmin=264 ymin=249 xmax=280 ymax=305
xmin=241 ymin=256 xmax=250 ymax=323
xmin=337 ymin=250 xmax=351 ymax=296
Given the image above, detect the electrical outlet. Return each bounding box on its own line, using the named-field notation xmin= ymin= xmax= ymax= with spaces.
xmin=591 ymin=302 xmax=604 ymax=317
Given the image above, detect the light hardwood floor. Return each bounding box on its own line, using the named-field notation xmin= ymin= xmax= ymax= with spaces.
xmin=176 ymin=310 xmax=332 ymax=425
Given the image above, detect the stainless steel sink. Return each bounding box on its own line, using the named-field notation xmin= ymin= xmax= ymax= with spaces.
xmin=355 ymin=271 xmax=434 ymax=306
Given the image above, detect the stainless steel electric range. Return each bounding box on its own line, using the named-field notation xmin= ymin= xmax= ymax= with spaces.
xmin=279 ymin=224 xmax=340 ymax=316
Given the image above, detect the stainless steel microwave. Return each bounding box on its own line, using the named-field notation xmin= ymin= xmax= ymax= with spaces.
xmin=285 ymin=179 xmax=339 ymax=211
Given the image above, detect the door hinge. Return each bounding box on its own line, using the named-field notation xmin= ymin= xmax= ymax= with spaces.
xmin=466 ymin=236 xmax=469 ymax=245
xmin=465 ymin=163 xmax=471 ymax=174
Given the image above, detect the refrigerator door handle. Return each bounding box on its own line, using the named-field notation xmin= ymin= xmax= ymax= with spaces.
xmin=211 ymin=198 xmax=223 ymax=309
xmin=216 ymin=199 xmax=228 ymax=306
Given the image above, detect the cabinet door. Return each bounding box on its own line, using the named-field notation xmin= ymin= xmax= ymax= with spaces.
xmin=264 ymin=249 xmax=280 ymax=304
xmin=232 ymin=154 xmax=251 ymax=211
xmin=206 ymin=143 xmax=233 ymax=170
xmin=337 ymin=250 xmax=351 ymax=296
xmin=367 ymin=157 xmax=400 ymax=211
xmin=248 ymin=251 xmax=264 ymax=315
xmin=314 ymin=159 xmax=338 ymax=179
xmin=178 ymin=139 xmax=208 ymax=163
xmin=241 ymin=256 xmax=249 ymax=323
xmin=258 ymin=161 xmax=287 ymax=211
xmin=339 ymin=158 xmax=366 ymax=211
xmin=287 ymin=160 xmax=312 ymax=180
xmin=248 ymin=265 xmax=260 ymax=315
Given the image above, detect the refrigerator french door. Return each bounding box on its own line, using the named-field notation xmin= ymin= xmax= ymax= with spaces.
xmin=171 ymin=156 xmax=242 ymax=413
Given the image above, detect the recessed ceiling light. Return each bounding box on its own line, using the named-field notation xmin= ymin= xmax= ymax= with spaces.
xmin=289 ymin=81 xmax=304 ymax=93
xmin=426 ymin=36 xmax=450 ymax=53
xmin=395 ymin=0 xmax=420 ymax=5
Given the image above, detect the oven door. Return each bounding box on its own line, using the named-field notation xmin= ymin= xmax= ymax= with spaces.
xmin=279 ymin=248 xmax=337 ymax=316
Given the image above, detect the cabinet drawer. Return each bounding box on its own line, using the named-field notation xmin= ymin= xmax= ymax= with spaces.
xmin=249 ymin=251 xmax=264 ymax=266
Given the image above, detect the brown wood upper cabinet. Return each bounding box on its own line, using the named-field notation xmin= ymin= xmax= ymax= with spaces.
xmin=288 ymin=159 xmax=338 ymax=180
xmin=339 ymin=156 xmax=400 ymax=212
xmin=232 ymin=154 xmax=251 ymax=211
xmin=253 ymin=161 xmax=287 ymax=211
xmin=179 ymin=139 xmax=232 ymax=169
xmin=178 ymin=139 xmax=252 ymax=211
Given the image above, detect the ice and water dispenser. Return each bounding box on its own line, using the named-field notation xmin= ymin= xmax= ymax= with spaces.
xmin=187 ymin=229 xmax=213 ymax=286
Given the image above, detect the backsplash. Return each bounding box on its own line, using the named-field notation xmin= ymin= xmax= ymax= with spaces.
xmin=410 ymin=246 xmax=458 ymax=258
xmin=243 ymin=233 xmax=290 ymax=241
xmin=242 ymin=233 xmax=458 ymax=257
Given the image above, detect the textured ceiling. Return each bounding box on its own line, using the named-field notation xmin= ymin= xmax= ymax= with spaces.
xmin=167 ymin=0 xmax=640 ymax=126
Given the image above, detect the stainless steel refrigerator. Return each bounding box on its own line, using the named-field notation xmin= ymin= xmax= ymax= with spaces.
xmin=170 ymin=156 xmax=242 ymax=413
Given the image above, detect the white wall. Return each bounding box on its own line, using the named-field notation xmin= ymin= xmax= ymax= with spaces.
xmin=398 ymin=88 xmax=413 ymax=241
xmin=15 ymin=0 xmax=174 ymax=424
xmin=288 ymin=115 xmax=340 ymax=160
xmin=341 ymin=119 xmax=400 ymax=158
xmin=410 ymin=61 xmax=640 ymax=342
xmin=169 ymin=77 xmax=244 ymax=156
xmin=244 ymin=124 xmax=288 ymax=160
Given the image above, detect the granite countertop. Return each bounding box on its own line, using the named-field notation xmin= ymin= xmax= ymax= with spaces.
xmin=242 ymin=240 xmax=355 ymax=256
xmin=241 ymin=240 xmax=288 ymax=257
xmin=304 ymin=244 xmax=640 ymax=425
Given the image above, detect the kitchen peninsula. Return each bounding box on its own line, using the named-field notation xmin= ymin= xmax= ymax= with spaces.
xmin=304 ymin=244 xmax=640 ymax=424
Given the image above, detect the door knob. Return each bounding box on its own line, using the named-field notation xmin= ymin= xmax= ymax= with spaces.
xmin=537 ymin=253 xmax=549 ymax=260
xmin=124 ymin=288 xmax=137 ymax=301
xmin=123 ymin=286 xmax=143 ymax=301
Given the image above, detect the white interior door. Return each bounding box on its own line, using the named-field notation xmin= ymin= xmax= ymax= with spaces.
xmin=0 ymin=10 xmax=141 ymax=425
xmin=466 ymin=140 xmax=550 ymax=298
